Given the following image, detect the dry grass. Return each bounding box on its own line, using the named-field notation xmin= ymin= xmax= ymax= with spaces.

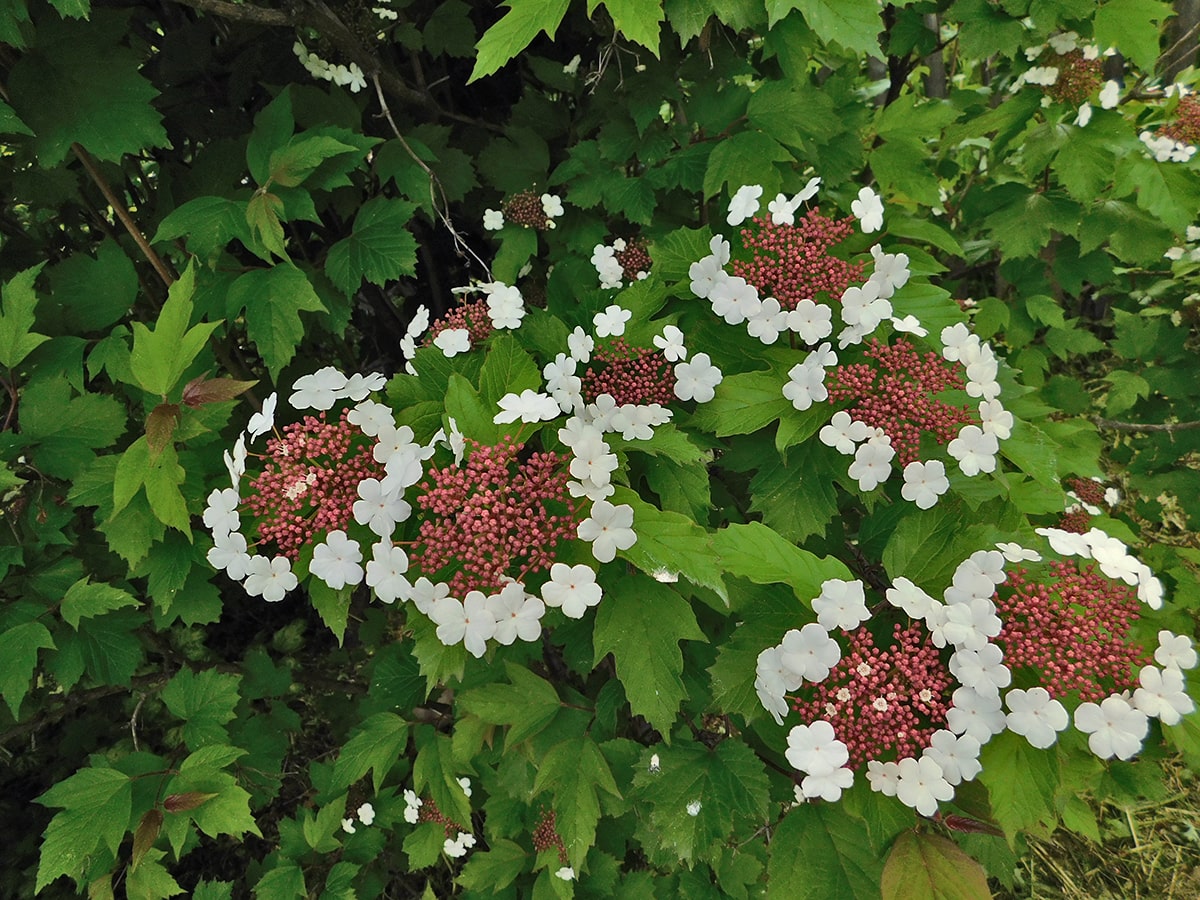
xmin=997 ymin=761 xmax=1200 ymax=899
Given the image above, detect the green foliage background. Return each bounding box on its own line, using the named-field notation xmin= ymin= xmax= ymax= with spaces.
xmin=1 ymin=0 xmax=1200 ymax=897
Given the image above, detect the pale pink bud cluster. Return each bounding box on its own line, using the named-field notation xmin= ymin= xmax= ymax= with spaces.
xmin=412 ymin=439 xmax=580 ymax=596
xmin=243 ymin=410 xmax=385 ymax=559
xmin=789 ymin=621 xmax=954 ymax=768
xmin=425 ymin=298 xmax=494 ymax=347
xmin=730 ymin=209 xmax=865 ymax=311
xmin=827 ymin=338 xmax=977 ymax=466
xmin=995 ymin=561 xmax=1149 ymax=701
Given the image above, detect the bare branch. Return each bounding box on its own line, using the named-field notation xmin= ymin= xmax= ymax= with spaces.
xmin=167 ymin=0 xmax=290 ymax=26
xmin=1093 ymin=417 xmax=1200 ymax=433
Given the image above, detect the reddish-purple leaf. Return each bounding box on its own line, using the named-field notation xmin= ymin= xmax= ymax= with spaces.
xmin=131 ymin=808 xmax=163 ymax=870
xmin=162 ymin=791 xmax=217 ymax=813
xmin=940 ymin=814 xmax=1004 ymax=837
xmin=181 ymin=375 xmax=257 ymax=408
xmin=145 ymin=403 xmax=180 ymax=456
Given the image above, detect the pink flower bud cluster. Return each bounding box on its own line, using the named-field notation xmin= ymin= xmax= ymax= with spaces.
xmin=582 ymin=339 xmax=677 ymax=406
xmin=614 ymin=239 xmax=652 ymax=279
xmin=1159 ymin=95 xmax=1200 ymax=146
xmin=1045 ymin=51 xmax=1102 ymax=105
xmin=415 ymin=796 xmax=467 ymax=839
xmin=425 ymin=298 xmax=494 ymax=347
xmin=827 ymin=338 xmax=977 ymax=466
xmin=412 ymin=439 xmax=580 ymax=596
xmin=789 ymin=622 xmax=954 ymax=768
xmin=503 ymin=189 xmax=555 ymax=230
xmin=730 ymin=209 xmax=865 ymax=311
xmin=1057 ymin=507 xmax=1092 ymax=534
xmin=1066 ymin=476 xmax=1107 ymax=508
xmin=995 ymin=561 xmax=1149 ymax=702
xmin=243 ymin=410 xmax=385 ymax=559
xmin=532 ymin=808 xmax=570 ymax=864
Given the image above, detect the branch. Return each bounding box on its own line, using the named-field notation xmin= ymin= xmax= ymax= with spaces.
xmin=164 ymin=0 xmax=290 ymax=26
xmin=1093 ymin=417 xmax=1200 ymax=433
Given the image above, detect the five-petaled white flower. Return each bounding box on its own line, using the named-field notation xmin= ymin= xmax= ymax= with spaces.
xmin=593 ymin=304 xmax=632 ymax=337
xmin=247 ymin=392 xmax=277 ymax=441
xmin=541 ymin=193 xmax=564 ymax=219
xmin=786 ymin=720 xmax=850 ymax=775
xmin=727 ymin=184 xmax=763 ymax=225
xmin=483 ymin=208 xmax=504 ymax=230
xmin=851 ymin=186 xmax=884 ymax=233
xmin=541 ymin=563 xmax=603 ymax=618
xmin=1004 ymin=687 xmax=1069 ymax=749
xmin=243 ymin=555 xmax=299 ymax=603
xmin=488 ymin=582 xmax=545 ymax=644
xmin=1155 ymin=630 xmax=1198 ymax=671
xmin=848 ymin=435 xmax=895 ymax=491
xmin=432 ymin=591 xmax=498 ymax=658
xmin=577 ymin=500 xmax=637 ymax=563
xmin=1132 ymin=665 xmax=1195 ymax=725
xmin=820 ymin=410 xmax=871 ymax=455
xmin=433 ymin=328 xmax=471 ymax=357
xmin=310 ymin=530 xmax=364 ymax=590
xmin=1074 ymin=695 xmax=1148 ymax=760
xmin=365 ymin=540 xmax=411 ymax=604
xmin=494 ymin=389 xmax=561 ymax=424
xmin=813 ymin=578 xmax=870 ymax=631
xmin=948 ymin=425 xmax=998 ymax=476
xmin=779 ymin=623 xmax=841 ymax=683
xmin=673 ymin=353 xmax=723 ymax=403
xmin=208 ymin=530 xmax=251 ymax=581
xmin=653 ymin=325 xmax=688 ymax=361
xmin=895 ymin=756 xmax=953 ymax=816
xmin=290 ymin=367 xmax=349 ymax=411
xmin=901 ymin=460 xmax=950 ymax=509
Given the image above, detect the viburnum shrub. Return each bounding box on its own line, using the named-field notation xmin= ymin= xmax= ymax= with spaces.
xmin=13 ymin=5 xmax=1200 ymax=899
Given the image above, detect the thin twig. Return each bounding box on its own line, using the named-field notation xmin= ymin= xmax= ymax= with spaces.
xmin=371 ymin=74 xmax=492 ymax=280
xmin=72 ymin=144 xmax=176 ymax=288
xmin=166 ymin=0 xmax=289 ymax=25
xmin=1093 ymin=417 xmax=1200 ymax=433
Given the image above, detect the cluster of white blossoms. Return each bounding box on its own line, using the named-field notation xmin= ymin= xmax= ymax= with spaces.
xmin=341 ymin=802 xmax=376 ymax=835
xmin=756 ymin=540 xmax=1197 ymax=817
xmin=1164 ymin=224 xmax=1200 ymax=262
xmin=1033 ymin=525 xmax=1166 ymax=608
xmin=1140 ymin=130 xmax=1198 ymax=163
xmin=402 ymin=780 xmax=478 ymax=858
xmin=292 ymin=42 xmax=367 ymax=93
xmin=403 ymin=281 xmax=530 ymax=369
xmin=590 ymin=238 xmax=650 ymax=289
xmin=482 ymin=193 xmax=565 ymax=231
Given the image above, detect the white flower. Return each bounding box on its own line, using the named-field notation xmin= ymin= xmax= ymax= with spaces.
xmin=1099 ymin=79 xmax=1120 ymax=108
xmin=1048 ymin=31 xmax=1078 ymax=54
xmin=813 ymin=579 xmax=870 ymax=631
xmin=689 ymin=255 xmax=726 ymax=300
xmin=290 ymin=366 xmax=349 ymax=411
xmin=541 ymin=193 xmax=564 ymax=218
xmin=727 ymin=184 xmax=763 ymax=225
xmin=673 ymin=352 xmax=723 ymax=403
xmin=433 ymin=328 xmax=471 ymax=357
xmin=567 ymin=326 xmax=594 ymax=363
xmin=203 ymin=487 xmax=241 ymax=535
xmin=653 ymin=325 xmax=687 ymax=362
xmin=785 ymin=720 xmax=849 ymax=774
xmin=1156 ymin=630 xmax=1198 ymax=671
xmin=357 ymin=803 xmax=375 ymax=826
xmin=901 ymin=460 xmax=949 ymax=509
xmin=208 ymin=530 xmax=251 ymax=580
xmin=488 ymin=582 xmax=545 ymax=644
xmin=709 ymin=275 xmax=762 ymax=325
xmin=311 ymin=531 xmax=364 ymax=590
xmin=569 ymin=430 xmax=618 ymax=486
xmin=485 ymin=282 xmax=525 ymax=330
xmin=1074 ymin=103 xmax=1093 ymax=127
xmin=347 ymin=399 xmax=395 ymax=438
xmin=403 ymin=789 xmax=422 ymax=823
xmin=794 ymin=175 xmax=821 ymax=205
xmin=768 ymin=192 xmax=798 ymax=226
xmin=840 ymin=281 xmax=890 ymax=331
xmin=747 ymin=296 xmax=789 ymax=344
xmin=444 ymin=832 xmax=476 ymax=858
xmin=247 ymin=392 xmax=277 ymax=441
xmin=995 ymin=542 xmax=1041 ymax=563
xmin=922 ymin=730 xmax=982 ymax=785
xmin=494 ymin=389 xmax=561 ymax=424
xmin=779 ymin=623 xmax=841 ymax=683
xmin=948 ymin=425 xmax=998 ymax=476
xmin=895 ymin=756 xmax=953 ymax=816
xmin=755 ymin=675 xmax=790 ymax=725
xmin=243 ymin=555 xmax=298 ymax=603
xmin=541 ymin=563 xmax=603 ymax=618
xmin=819 ymin=411 xmax=870 ymax=455
xmin=869 ymin=245 xmax=911 ymax=297
xmin=224 ymin=433 xmax=247 ymax=490
xmin=431 ymin=592 xmax=497 ymax=658
xmin=457 ymin=776 xmax=473 ymax=798
xmin=577 ymin=500 xmax=636 ymax=563
xmin=555 ymin=867 xmax=575 ymax=881
xmin=365 ymin=540 xmax=411 ymax=604
xmin=483 ymin=208 xmax=504 ymax=230
xmin=799 ymin=767 xmax=855 ymax=802
xmin=867 ymin=760 xmax=901 ymax=796
xmin=593 ymin=304 xmax=632 ymax=337
xmin=851 ymin=186 xmax=884 ymax=233
xmin=978 ymin=400 xmax=1013 ymax=440
xmin=1074 ymin=695 xmax=1149 ymax=760
xmin=353 ymin=477 xmax=411 ymax=537
xmin=886 ymin=577 xmax=937 ymax=619
xmin=890 ymin=315 xmax=927 ymax=336
xmin=949 ymin=644 xmax=1011 ymax=697
xmin=341 ymin=818 xmax=356 ymax=834
xmin=782 ymin=358 xmax=829 ymax=412
xmin=946 ymin=686 xmax=1006 ymax=744
xmin=343 ymin=372 xmax=386 ymax=402
xmin=686 ymin=799 xmax=702 ymax=816
xmin=649 ymin=753 xmax=661 ymax=773
xmin=563 ymin=54 xmax=581 ymax=75
xmin=1004 ymin=687 xmax=1069 ymax=749
xmin=939 ymin=324 xmax=975 ymax=362
xmin=848 ymin=434 xmax=895 ymax=491
xmin=1132 ymin=665 xmax=1195 ymax=725
xmin=787 ymin=299 xmax=834 ymax=343
xmin=1035 ymin=526 xmax=1091 ymax=559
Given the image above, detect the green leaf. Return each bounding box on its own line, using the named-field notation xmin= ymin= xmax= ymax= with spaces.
xmin=749 ymin=442 xmax=839 ymax=543
xmin=19 ymin=376 xmax=126 ymax=480
xmin=153 ymin=197 xmax=258 ymax=265
xmin=491 ymin=226 xmax=539 ymax=283
xmin=703 ymin=130 xmax=793 ymax=199
xmin=459 ymin=663 xmax=562 ymax=745
xmin=226 ymin=263 xmax=326 ymax=381
xmin=882 ymin=505 xmax=995 ymax=591
xmin=325 ymin=198 xmax=418 ymax=295
xmin=445 ymin=373 xmax=499 ymax=444
xmin=0 ymin=98 xmax=33 ymax=135
xmin=246 ymin=191 xmax=287 ymax=259
xmin=688 ymin=372 xmax=793 ymax=437
xmin=713 ymin=522 xmax=852 ymax=601
xmin=532 ymin=737 xmax=622 ymax=868
xmin=413 ymin=728 xmax=472 ymax=825
xmin=246 ymin=89 xmax=294 ymax=186
xmin=60 ymin=578 xmax=138 ymax=629
xmin=161 ymin=668 xmax=242 ymax=750
xmin=309 ymin=580 xmax=352 ymax=646
xmin=632 ymin=741 xmax=769 ymax=864
xmin=129 ymin=265 xmax=219 ymax=396
xmin=265 ymin=134 xmax=358 ymax=189
xmin=332 ymin=712 xmax=410 ymax=793
xmin=254 ymin=864 xmax=306 ymax=900
xmin=1094 ymin=0 xmax=1172 ymax=70
xmin=767 ymin=803 xmax=884 ymax=899
xmin=610 ymin=487 xmax=726 ymax=598
xmin=592 ymin=0 xmax=664 ymax=53
xmin=478 ymin=332 xmax=542 ymax=405
xmin=46 ymin=240 xmax=138 ymax=334
xmin=456 ymin=839 xmax=530 ymax=892
xmin=125 ymin=849 xmax=184 ymax=900
xmin=0 ymin=263 xmax=49 ymax=368
xmin=767 ymin=0 xmax=882 ymax=57
xmin=651 ymin=226 xmax=714 ymax=282
xmin=470 ymin=0 xmax=572 ymax=82
xmin=0 ymin=620 xmax=55 ymax=717
xmin=880 ymin=831 xmax=991 ymax=900
xmin=36 ymin=766 xmax=132 ymax=892
xmin=978 ymin=730 xmax=1059 ymax=845
xmin=592 ymin=576 xmax=706 ymax=735
xmin=8 ymin=13 xmax=168 ymax=167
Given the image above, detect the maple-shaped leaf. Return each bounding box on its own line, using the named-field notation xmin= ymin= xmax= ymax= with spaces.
xmin=324 ymin=198 xmax=418 ymax=296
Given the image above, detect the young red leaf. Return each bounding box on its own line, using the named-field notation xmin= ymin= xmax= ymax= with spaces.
xmin=131 ymin=808 xmax=162 ymax=870
xmin=145 ymin=403 xmax=179 ymax=456
xmin=181 ymin=375 xmax=257 ymax=408
xmin=162 ymin=791 xmax=218 ymax=813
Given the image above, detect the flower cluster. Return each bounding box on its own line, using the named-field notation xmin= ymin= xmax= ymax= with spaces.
xmin=757 ymin=535 xmax=1195 ymax=817
xmin=402 ymin=781 xmax=477 ymax=858
xmin=1142 ymin=94 xmax=1200 ymax=162
xmin=484 ymin=190 xmax=565 ymax=231
xmin=591 ymin=237 xmax=652 ymax=289
xmin=293 ymin=42 xmax=367 ymax=93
